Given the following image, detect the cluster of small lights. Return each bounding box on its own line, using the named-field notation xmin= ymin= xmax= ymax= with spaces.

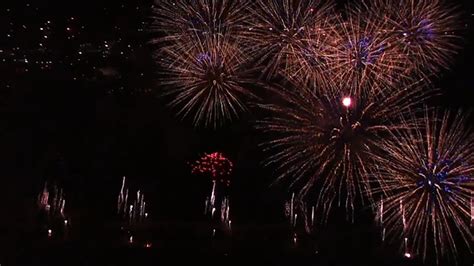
xmin=190 ymin=152 xmax=234 ymax=184
xmin=0 ymin=2 xmax=150 ymax=95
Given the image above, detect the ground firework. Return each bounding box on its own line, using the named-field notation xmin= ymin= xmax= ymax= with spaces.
xmin=372 ymin=110 xmax=473 ymax=262
xmin=159 ymin=33 xmax=253 ymax=128
xmin=191 ymin=152 xmax=233 ymax=228
xmin=372 ymin=0 xmax=462 ymax=78
xmin=242 ymin=0 xmax=334 ymax=79
xmin=258 ymin=78 xmax=428 ymax=221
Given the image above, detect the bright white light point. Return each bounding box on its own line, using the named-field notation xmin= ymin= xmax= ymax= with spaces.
xmin=342 ymin=97 xmax=352 ymax=107
xmin=64 ymin=219 xmax=68 ymax=225
xmin=404 ymin=253 xmax=411 ymax=258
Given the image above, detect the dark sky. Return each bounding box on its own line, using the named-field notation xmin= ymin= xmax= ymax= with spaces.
xmin=0 ymin=0 xmax=472 ymax=264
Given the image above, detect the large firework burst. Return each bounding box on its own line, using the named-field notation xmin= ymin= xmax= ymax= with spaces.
xmin=159 ymin=33 xmax=253 ymax=128
xmin=151 ymin=0 xmax=251 ymax=51
xmin=371 ymin=0 xmax=462 ymax=78
xmin=326 ymin=5 xmax=410 ymax=92
xmin=242 ymin=0 xmax=334 ymax=79
xmin=258 ymin=78 xmax=429 ymax=220
xmin=372 ymin=110 xmax=473 ymax=262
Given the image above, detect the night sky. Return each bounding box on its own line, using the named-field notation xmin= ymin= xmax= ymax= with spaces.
xmin=0 ymin=0 xmax=473 ymax=265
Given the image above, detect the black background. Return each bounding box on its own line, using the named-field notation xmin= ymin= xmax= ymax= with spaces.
xmin=0 ymin=0 xmax=472 ymax=265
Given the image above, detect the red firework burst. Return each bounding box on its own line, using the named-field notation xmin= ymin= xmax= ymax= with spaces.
xmin=190 ymin=152 xmax=234 ymax=185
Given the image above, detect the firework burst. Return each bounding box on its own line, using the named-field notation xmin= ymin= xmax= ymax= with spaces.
xmin=371 ymin=110 xmax=473 ymax=262
xmin=325 ymin=5 xmax=410 ymax=92
xmin=151 ymin=0 xmax=251 ymax=51
xmin=159 ymin=33 xmax=253 ymax=128
xmin=258 ymin=78 xmax=429 ymax=221
xmin=242 ymin=0 xmax=334 ymax=79
xmin=191 ymin=152 xmax=233 ymax=184
xmin=371 ymin=0 xmax=462 ymax=78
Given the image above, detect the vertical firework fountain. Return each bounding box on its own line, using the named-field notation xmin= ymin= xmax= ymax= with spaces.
xmin=284 ymin=193 xmax=317 ymax=247
xmin=190 ymin=152 xmax=233 ymax=234
xmin=116 ymin=176 xmax=150 ymax=247
xmin=375 ymin=198 xmax=386 ymax=242
xmin=37 ymin=181 xmax=68 ymax=240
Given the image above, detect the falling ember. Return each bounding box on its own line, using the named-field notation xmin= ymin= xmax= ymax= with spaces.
xmin=48 ymin=229 xmax=52 ymax=237
xmin=129 ymin=236 xmax=134 ymax=244
xmin=64 ymin=219 xmax=68 ymax=226
xmin=404 ymin=253 xmax=412 ymax=259
xmin=145 ymin=243 xmax=152 ymax=248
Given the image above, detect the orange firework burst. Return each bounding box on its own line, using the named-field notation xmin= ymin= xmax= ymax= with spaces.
xmin=151 ymin=0 xmax=251 ymax=52
xmin=242 ymin=0 xmax=335 ymax=79
xmin=325 ymin=4 xmax=410 ymax=93
xmin=371 ymin=0 xmax=462 ymax=79
xmin=159 ymin=33 xmax=254 ymax=128
xmin=257 ymin=78 xmax=429 ymax=221
xmin=372 ymin=110 xmax=473 ymax=263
